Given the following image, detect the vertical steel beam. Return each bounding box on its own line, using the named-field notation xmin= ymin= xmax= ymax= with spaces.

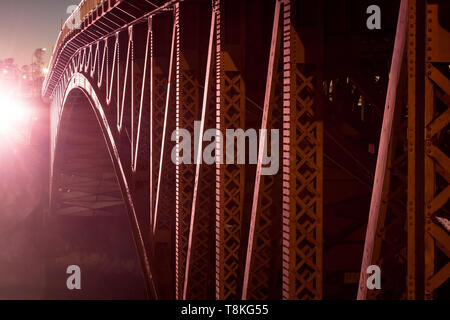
xmin=407 ymin=0 xmax=426 ymax=300
xmin=174 ymin=3 xmax=184 ymax=300
xmin=424 ymin=1 xmax=450 ymax=299
xmin=282 ymin=0 xmax=324 ymax=300
xmin=214 ymin=0 xmax=246 ymax=300
xmin=407 ymin=0 xmax=417 ymax=300
xmin=149 ymin=17 xmax=154 ymax=229
xmin=174 ymin=2 xmax=203 ymax=300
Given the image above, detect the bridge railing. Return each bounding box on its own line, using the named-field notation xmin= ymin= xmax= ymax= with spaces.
xmin=43 ymin=0 xmax=107 ymax=96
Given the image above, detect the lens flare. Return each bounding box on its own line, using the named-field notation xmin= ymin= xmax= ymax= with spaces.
xmin=0 ymin=94 xmax=27 ymax=137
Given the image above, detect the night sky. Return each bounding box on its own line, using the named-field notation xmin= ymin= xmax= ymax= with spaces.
xmin=0 ymin=0 xmax=82 ymax=67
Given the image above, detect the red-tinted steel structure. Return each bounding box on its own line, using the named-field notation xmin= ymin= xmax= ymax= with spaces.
xmin=43 ymin=0 xmax=449 ymax=300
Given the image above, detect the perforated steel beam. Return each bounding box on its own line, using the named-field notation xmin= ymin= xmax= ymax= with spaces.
xmin=281 ymin=0 xmax=324 ymax=300
xmin=214 ymin=0 xmax=247 ymax=300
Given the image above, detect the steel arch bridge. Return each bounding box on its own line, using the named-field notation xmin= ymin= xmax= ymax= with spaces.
xmin=43 ymin=0 xmax=450 ymax=300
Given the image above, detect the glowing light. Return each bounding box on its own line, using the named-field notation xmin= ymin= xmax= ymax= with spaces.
xmin=358 ymin=95 xmax=364 ymax=107
xmin=2 ymin=69 xmax=8 ymax=74
xmin=23 ymin=75 xmax=28 ymax=80
xmin=0 ymin=94 xmax=27 ymax=137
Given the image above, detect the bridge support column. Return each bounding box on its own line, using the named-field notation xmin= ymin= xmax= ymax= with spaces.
xmin=214 ymin=0 xmax=247 ymax=300
xmin=281 ymin=0 xmax=324 ymax=300
xmin=423 ymin=0 xmax=450 ymax=300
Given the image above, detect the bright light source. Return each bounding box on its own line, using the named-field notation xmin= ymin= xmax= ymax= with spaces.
xmin=2 ymin=69 xmax=8 ymax=74
xmin=23 ymin=75 xmax=27 ymax=80
xmin=0 ymin=94 xmax=27 ymax=137
xmin=43 ymin=68 xmax=49 ymax=75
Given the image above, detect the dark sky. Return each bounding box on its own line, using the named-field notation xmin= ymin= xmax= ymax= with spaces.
xmin=0 ymin=0 xmax=82 ymax=67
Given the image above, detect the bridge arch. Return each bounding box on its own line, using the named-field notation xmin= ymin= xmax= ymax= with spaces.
xmin=50 ymin=73 xmax=157 ymax=298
